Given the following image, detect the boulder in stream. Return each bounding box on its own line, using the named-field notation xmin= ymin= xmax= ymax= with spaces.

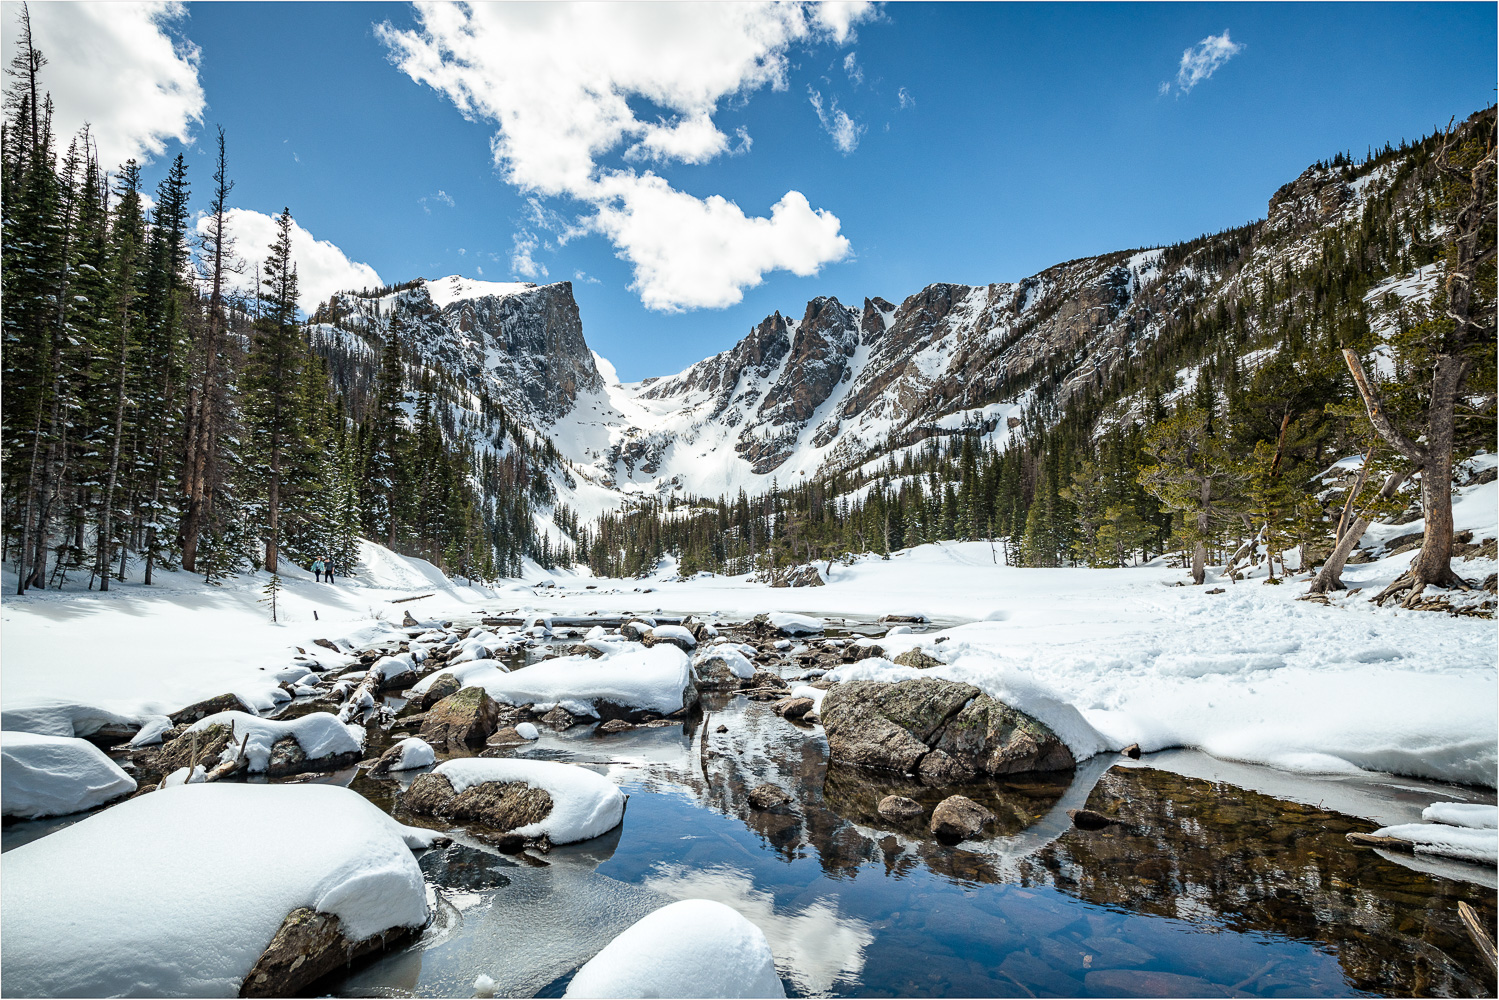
xmin=420 ymin=687 xmax=501 ymax=748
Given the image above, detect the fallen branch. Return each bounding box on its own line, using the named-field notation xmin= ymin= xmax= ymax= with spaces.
xmin=203 ymin=732 xmax=251 ymax=783
xmin=1345 ymin=831 xmax=1415 ymax=852
xmin=389 ymin=593 xmax=434 ymax=604
xmin=1458 ymin=901 xmax=1498 ymax=977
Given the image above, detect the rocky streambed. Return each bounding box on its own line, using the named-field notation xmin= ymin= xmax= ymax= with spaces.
xmin=3 ymin=608 xmax=1496 ymax=998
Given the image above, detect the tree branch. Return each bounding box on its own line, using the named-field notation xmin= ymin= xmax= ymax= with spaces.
xmin=1341 ymin=349 xmax=1427 ymax=466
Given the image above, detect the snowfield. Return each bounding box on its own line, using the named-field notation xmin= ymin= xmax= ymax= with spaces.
xmin=0 ymin=784 xmax=436 ymax=997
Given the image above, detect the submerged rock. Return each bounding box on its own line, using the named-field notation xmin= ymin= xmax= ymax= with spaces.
xmin=821 ymin=678 xmax=1074 ymax=781
xmin=877 ymin=794 xmax=925 ymax=822
xmin=930 ymin=794 xmax=994 ymax=842
xmin=748 ymin=783 xmax=792 ymax=811
xmin=773 ymin=697 xmax=815 ymax=720
xmin=420 ymin=686 xmax=501 ymax=747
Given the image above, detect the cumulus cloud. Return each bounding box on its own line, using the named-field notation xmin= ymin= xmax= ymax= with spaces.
xmin=510 ymin=229 xmax=548 ymax=279
xmin=809 ymin=88 xmax=865 ymax=154
xmin=1175 ymin=30 xmax=1243 ymax=94
xmin=377 ymin=2 xmax=871 ymax=311
xmin=197 ymin=208 xmax=381 ymax=312
xmin=15 ymin=2 xmax=203 ymax=168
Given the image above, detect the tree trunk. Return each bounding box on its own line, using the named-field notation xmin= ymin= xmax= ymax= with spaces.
xmin=266 ymin=434 xmax=280 ymax=574
xmin=1404 ymin=353 xmax=1468 ymax=590
xmin=1308 ymin=470 xmax=1409 ymax=594
xmin=1192 ymin=479 xmax=1210 ymax=585
xmin=97 ymin=332 xmax=130 ymax=593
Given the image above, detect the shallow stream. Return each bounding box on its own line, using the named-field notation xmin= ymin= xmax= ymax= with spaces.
xmin=5 ymin=610 xmax=1496 ymax=998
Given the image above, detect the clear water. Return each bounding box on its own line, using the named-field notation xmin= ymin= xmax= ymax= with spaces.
xmin=6 ymin=614 xmax=1495 ymax=998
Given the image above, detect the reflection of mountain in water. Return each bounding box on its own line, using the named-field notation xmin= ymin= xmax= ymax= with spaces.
xmin=643 ymin=863 xmax=874 ymax=996
xmin=1022 ymin=766 xmax=1493 ymax=997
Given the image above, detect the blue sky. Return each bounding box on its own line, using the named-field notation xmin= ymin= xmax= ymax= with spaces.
xmin=15 ymin=2 xmax=1497 ymax=380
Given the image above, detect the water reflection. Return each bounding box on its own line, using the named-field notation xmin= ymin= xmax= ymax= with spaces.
xmin=642 ymin=863 xmax=874 ymax=996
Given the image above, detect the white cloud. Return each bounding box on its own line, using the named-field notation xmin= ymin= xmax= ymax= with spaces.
xmin=15 ymin=2 xmax=203 ymax=167
xmin=511 ymin=229 xmax=548 ymax=279
xmin=419 ymin=189 xmax=455 ymax=213
xmin=377 ymin=1 xmax=870 ymax=312
xmin=196 ymin=208 xmax=381 ymax=312
xmin=843 ymin=51 xmax=863 ymax=86
xmin=809 ymin=88 xmax=865 ymax=154
xmin=896 ymin=86 xmax=914 ymax=110
xmin=1158 ymin=80 xmax=1171 ymax=97
xmin=1175 ymin=30 xmax=1243 ymax=94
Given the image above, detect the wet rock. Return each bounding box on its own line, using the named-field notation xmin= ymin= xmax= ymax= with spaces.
xmin=715 ymin=724 xmax=729 ymax=733
xmin=641 ymin=631 xmax=694 ymax=652
xmin=312 ymin=638 xmax=341 ymax=653
xmin=842 ymin=643 xmax=885 ymax=663
xmin=419 ymin=687 xmax=501 ymax=748
xmin=568 ymin=643 xmax=604 ymax=658
xmin=879 ymin=614 xmax=928 ymax=624
xmin=877 ymin=794 xmax=924 ymax=822
xmin=540 ymin=706 xmax=578 ymax=730
xmin=743 ymin=669 xmax=789 ymax=691
xmin=169 ymin=694 xmax=256 ymax=727
xmin=239 ymin=907 xmax=415 ymax=998
xmin=748 ymin=783 xmax=792 ymax=811
xmin=618 ymin=622 xmax=650 ymax=641
xmin=598 ymin=719 xmax=633 ymax=733
xmin=892 ymin=648 xmax=944 ymax=670
xmin=1068 ymin=808 xmax=1118 ymax=830
xmin=400 ymin=772 xmax=554 ymax=841
xmin=933 ymin=692 xmax=1075 ymax=775
xmin=1121 ymin=743 xmax=1142 ymax=759
xmin=773 ymin=697 xmax=815 ymax=720
xmin=420 ymin=673 xmax=462 ymax=710
xmin=821 ymin=678 xmax=978 ymax=774
xmin=1084 ymin=969 xmax=1248 ymax=998
xmin=930 ymin=794 xmax=994 ymax=842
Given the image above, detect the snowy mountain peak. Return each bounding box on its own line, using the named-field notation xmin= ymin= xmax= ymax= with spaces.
xmin=423 ymin=275 xmax=540 ymax=309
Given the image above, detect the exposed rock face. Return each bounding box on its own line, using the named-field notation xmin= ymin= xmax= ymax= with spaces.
xmin=239 ymin=907 xmax=416 ymax=998
xmin=420 ymin=673 xmax=462 ymax=710
xmin=930 ymin=795 xmax=995 ymax=842
xmin=400 ymin=772 xmax=553 ymax=848
xmin=821 ymin=678 xmax=1074 ymax=781
xmin=420 ymin=686 xmax=501 ymax=747
xmin=892 ymin=648 xmax=944 ymax=670
xmin=154 ymin=723 xmax=234 ymax=772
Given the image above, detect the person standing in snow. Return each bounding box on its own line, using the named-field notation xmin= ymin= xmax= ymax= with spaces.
xmin=312 ymin=557 xmax=325 ymax=583
xmin=323 ymin=555 xmax=335 ymax=584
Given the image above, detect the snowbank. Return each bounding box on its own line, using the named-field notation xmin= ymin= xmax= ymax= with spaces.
xmin=564 ymin=899 xmax=785 ymax=999
xmin=187 ymin=711 xmax=363 ymax=772
xmin=434 ymin=758 xmax=625 ymax=844
xmin=1372 ymin=822 xmax=1498 ymax=864
xmin=0 ymin=699 xmax=143 ymax=740
xmin=425 ymin=645 xmax=693 ymax=718
xmin=1 ymin=730 xmax=137 ymax=818
xmin=1424 ymin=802 xmax=1499 ymax=828
xmin=0 ymin=784 xmax=435 ymax=997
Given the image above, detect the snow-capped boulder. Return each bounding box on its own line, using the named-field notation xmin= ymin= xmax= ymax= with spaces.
xmin=820 ymin=678 xmax=1075 ymax=782
xmin=693 ymin=645 xmax=756 ymax=690
xmin=644 ymin=624 xmax=697 ymax=651
xmin=1 ymin=784 xmax=435 ymax=998
xmin=1 ymin=731 xmax=138 ymax=819
xmin=428 ymin=645 xmax=695 ymax=721
xmin=767 ymin=612 xmax=825 ymax=636
xmin=563 ymin=899 xmax=784 ymax=999
xmin=399 ymin=758 xmax=625 ymax=847
xmin=369 ymin=737 xmax=436 ymax=775
xmin=156 ymin=711 xmax=364 ymax=777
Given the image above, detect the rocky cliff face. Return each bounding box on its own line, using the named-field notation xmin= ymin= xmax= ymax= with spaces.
xmin=311 ymin=278 xmax=603 ymax=428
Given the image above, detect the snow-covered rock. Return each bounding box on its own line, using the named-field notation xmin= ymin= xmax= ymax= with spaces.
xmin=648 ymin=624 xmax=697 ymax=649
xmin=1 ymin=730 xmax=137 ymax=818
xmin=516 ymin=722 xmax=540 ymax=741
xmin=421 ymin=758 xmax=626 ymax=844
xmin=1 ymin=699 xmax=143 ymax=739
xmin=563 ymin=899 xmax=785 ymax=998
xmin=1372 ymin=802 xmax=1499 ymax=864
xmin=767 ymin=612 xmax=824 ymax=636
xmin=185 ymin=711 xmax=364 ymax=773
xmin=383 ymin=737 xmax=436 ymax=772
xmin=418 ymin=645 xmax=694 ymax=719
xmin=0 ymin=784 xmax=435 ymax=997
